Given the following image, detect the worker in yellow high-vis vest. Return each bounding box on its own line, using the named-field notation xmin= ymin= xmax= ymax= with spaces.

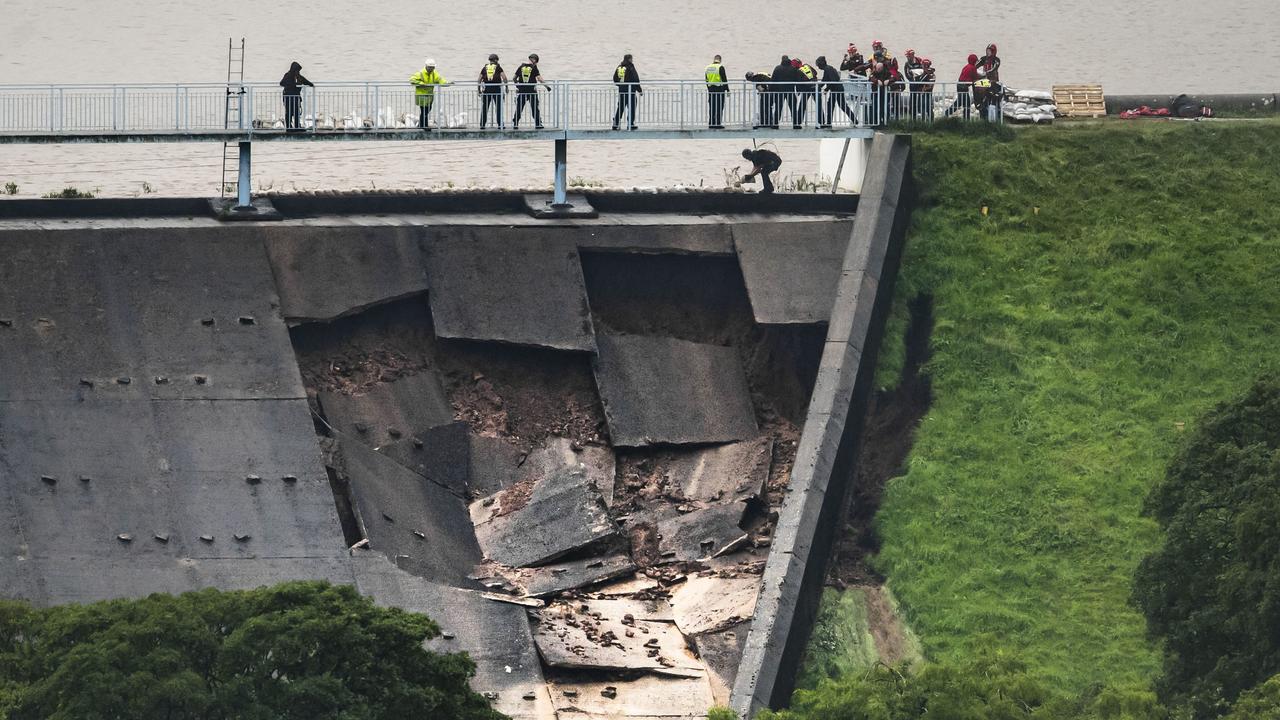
xmin=409 ymin=59 xmax=447 ymax=129
xmin=477 ymin=53 xmax=508 ymax=130
xmin=705 ymin=55 xmax=729 ymax=129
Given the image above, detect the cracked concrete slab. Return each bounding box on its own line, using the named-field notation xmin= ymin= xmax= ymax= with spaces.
xmin=338 ymin=435 xmax=481 ymax=586
xmin=692 ymin=620 xmax=751 ymax=707
xmin=548 ymin=674 xmax=715 ymax=718
xmin=470 ymin=467 xmax=619 ymax=568
xmin=531 ymin=599 xmax=701 ymax=678
xmin=670 ymin=576 xmax=760 ymax=637
xmin=668 ymin=436 xmax=772 ymax=507
xmin=263 ymin=226 xmax=430 ymax=323
xmin=733 ymin=220 xmax=853 ymax=324
xmin=656 ymin=502 xmax=749 ymax=564
xmin=477 ymin=552 xmax=636 ymax=598
xmin=317 ymin=371 xmax=455 ymax=449
xmin=521 ymin=437 xmax=616 ymax=507
xmin=423 ymin=228 xmax=596 ymax=351
xmin=352 ymin=554 xmax=553 ymax=720
xmin=593 ymin=334 xmax=758 ymax=447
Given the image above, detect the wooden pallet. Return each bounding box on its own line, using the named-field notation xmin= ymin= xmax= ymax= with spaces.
xmin=1053 ymin=84 xmax=1107 ymax=117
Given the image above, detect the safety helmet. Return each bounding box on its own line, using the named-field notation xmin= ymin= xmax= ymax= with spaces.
xmin=922 ymin=58 xmax=932 ymax=66
xmin=905 ymin=48 xmax=915 ymax=56
xmin=791 ymin=58 xmax=801 ymax=67
xmin=987 ymin=43 xmax=997 ymax=53
xmin=425 ymin=58 xmax=436 ymax=67
xmin=872 ymin=40 xmax=883 ymax=47
xmin=488 ymin=53 xmax=499 ymax=62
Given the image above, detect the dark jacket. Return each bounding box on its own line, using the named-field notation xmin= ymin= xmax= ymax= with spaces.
xmin=770 ymin=62 xmax=799 ymax=92
xmin=613 ymin=62 xmax=641 ymax=91
xmin=818 ymin=64 xmax=842 ymax=90
xmin=745 ymin=148 xmax=781 ymax=171
xmin=978 ymin=54 xmax=1001 ymax=82
xmin=279 ymin=62 xmax=313 ymax=95
xmin=840 ymin=52 xmax=866 ymax=75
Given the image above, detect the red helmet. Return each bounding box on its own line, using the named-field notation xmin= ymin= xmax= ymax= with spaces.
xmin=905 ymin=48 xmax=916 ymax=56
xmin=791 ymin=58 xmax=802 ymax=67
xmin=922 ymin=58 xmax=932 ymax=66
xmin=848 ymin=43 xmax=858 ymax=52
xmin=987 ymin=43 xmax=998 ymax=53
xmin=872 ymin=40 xmax=883 ymax=47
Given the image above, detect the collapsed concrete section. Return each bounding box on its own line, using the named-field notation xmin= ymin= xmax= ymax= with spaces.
xmin=0 ymin=196 xmax=902 ymax=718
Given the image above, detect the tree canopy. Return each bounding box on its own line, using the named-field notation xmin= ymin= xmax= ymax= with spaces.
xmin=0 ymin=581 xmax=504 ymax=720
xmin=1133 ymin=375 xmax=1280 ymax=717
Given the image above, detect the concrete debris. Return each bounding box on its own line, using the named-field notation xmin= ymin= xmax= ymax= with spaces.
xmin=669 ymin=436 xmax=773 ymax=508
xmin=318 ymin=371 xmax=455 ymax=449
xmin=476 ymin=551 xmax=636 ymax=598
xmin=470 ymin=467 xmax=618 ymax=569
xmin=589 ymin=574 xmax=662 ymax=597
xmin=549 ymin=673 xmax=715 ymax=718
xmin=593 ymin=334 xmax=758 ymax=447
xmin=656 ymin=502 xmax=748 ymax=564
xmin=520 ymin=437 xmax=616 ymax=507
xmin=670 ymin=576 xmax=760 ymax=637
xmin=531 ymin=599 xmax=701 ymax=678
xmin=691 ymin=620 xmax=751 ymax=707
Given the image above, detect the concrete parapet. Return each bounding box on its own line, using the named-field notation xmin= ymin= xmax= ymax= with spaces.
xmin=730 ymin=133 xmax=913 ymax=717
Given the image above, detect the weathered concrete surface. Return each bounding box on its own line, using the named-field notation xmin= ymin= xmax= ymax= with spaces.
xmin=0 ymin=229 xmax=303 ymax=402
xmin=477 ymin=551 xmax=636 ymax=598
xmin=337 ymin=435 xmax=481 ymax=585
xmin=576 ymin=223 xmax=735 ymax=256
xmin=522 ymin=437 xmax=616 ymax=507
xmin=317 ymin=372 xmax=454 ymax=449
xmin=0 ymin=398 xmax=349 ymax=604
xmin=732 ymin=134 xmax=913 ymax=717
xmin=656 ymin=502 xmax=749 ymax=563
xmin=470 ymin=467 xmax=619 ymax=568
xmin=668 ymin=436 xmax=773 ymax=507
xmin=694 ymin=621 xmax=751 ymax=707
xmin=532 ymin=599 xmax=702 ymax=678
xmin=671 ymin=576 xmax=760 ymax=637
xmin=423 ymin=228 xmax=597 ymax=351
xmin=548 ymin=674 xmax=716 ymax=719
xmin=353 ymin=554 xmax=554 ymax=720
xmin=593 ymin=334 xmax=758 ymax=447
xmin=263 ymin=226 xmax=430 ymax=323
xmin=733 ymin=221 xmax=854 ymax=324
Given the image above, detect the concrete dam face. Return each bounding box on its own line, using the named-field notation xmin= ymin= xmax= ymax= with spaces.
xmin=0 ymin=139 xmax=910 ymax=720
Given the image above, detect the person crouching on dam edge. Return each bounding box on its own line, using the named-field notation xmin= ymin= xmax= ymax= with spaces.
xmin=742 ymin=147 xmax=782 ymax=195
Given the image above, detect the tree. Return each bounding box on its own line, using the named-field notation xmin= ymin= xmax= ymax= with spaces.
xmin=1221 ymin=675 xmax=1280 ymax=720
xmin=0 ymin=581 xmax=504 ymax=720
xmin=1133 ymin=375 xmax=1280 ymax=717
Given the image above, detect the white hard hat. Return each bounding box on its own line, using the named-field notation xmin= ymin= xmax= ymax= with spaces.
xmin=425 ymin=58 xmax=436 ymax=67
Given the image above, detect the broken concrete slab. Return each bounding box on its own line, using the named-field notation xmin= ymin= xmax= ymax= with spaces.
xmin=318 ymin=371 xmax=454 ymax=449
xmin=670 ymin=576 xmax=760 ymax=637
xmin=478 ymin=552 xmax=636 ymax=598
xmin=352 ymin=554 xmax=553 ymax=720
xmin=532 ymin=599 xmax=701 ymax=678
xmin=590 ymin=573 xmax=662 ymax=597
xmin=338 ymin=435 xmax=481 ymax=586
xmin=521 ymin=437 xmax=616 ymax=507
xmin=263 ymin=226 xmax=429 ymax=323
xmin=693 ymin=620 xmax=751 ymax=707
xmin=423 ymin=228 xmax=597 ymax=351
xmin=470 ymin=467 xmax=619 ymax=568
xmin=733 ymin=220 xmax=853 ymax=324
xmin=656 ymin=502 xmax=748 ymax=564
xmin=669 ymin=436 xmax=772 ymax=507
xmin=593 ymin=334 xmax=759 ymax=447
xmin=375 ymin=422 xmax=475 ymax=497
xmin=548 ymin=673 xmax=715 ymax=718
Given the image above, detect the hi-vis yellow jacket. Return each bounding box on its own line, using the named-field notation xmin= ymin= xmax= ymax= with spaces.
xmin=410 ymin=68 xmax=446 ymax=106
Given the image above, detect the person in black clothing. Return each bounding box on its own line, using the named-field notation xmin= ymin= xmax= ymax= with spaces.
xmin=742 ymin=147 xmax=782 ymax=194
xmin=746 ymin=71 xmax=774 ymax=128
xmin=841 ymin=44 xmax=869 ymax=77
xmin=815 ymin=56 xmax=855 ymax=127
xmin=977 ymin=43 xmax=1001 ymax=82
xmin=770 ymin=56 xmax=799 ymax=129
xmin=513 ymin=53 xmax=546 ymax=129
xmin=279 ymin=62 xmax=313 ymax=131
xmin=705 ymin=54 xmax=729 ymax=129
xmin=795 ymin=60 xmax=819 ymax=127
xmin=478 ymin=53 xmax=507 ymax=129
xmin=612 ymin=54 xmax=642 ymax=130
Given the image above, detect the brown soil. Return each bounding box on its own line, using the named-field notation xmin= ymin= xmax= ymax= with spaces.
xmin=862 ymin=583 xmax=913 ymax=665
xmin=826 ymin=294 xmax=933 ymax=587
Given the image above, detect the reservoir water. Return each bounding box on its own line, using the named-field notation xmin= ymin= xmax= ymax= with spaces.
xmin=1 ymin=0 xmax=1276 ymax=197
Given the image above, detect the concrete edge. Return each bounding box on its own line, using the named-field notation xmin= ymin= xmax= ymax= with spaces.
xmin=1103 ymin=92 xmax=1278 ymax=114
xmin=729 ymin=132 xmax=913 ymax=718
xmin=0 ymin=191 xmax=857 ymax=220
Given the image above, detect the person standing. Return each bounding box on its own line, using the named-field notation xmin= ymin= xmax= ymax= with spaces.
xmin=795 ymin=59 xmax=819 ymax=127
xmin=409 ymin=59 xmax=446 ymax=129
xmin=945 ymin=53 xmax=979 ymax=119
xmin=815 ymin=56 xmax=855 ymax=127
xmin=513 ymin=53 xmax=547 ymax=129
xmin=741 ymin=147 xmax=782 ymax=194
xmin=705 ymin=54 xmax=729 ymax=129
xmin=840 ymin=44 xmax=868 ymax=77
xmin=770 ymin=56 xmax=799 ymax=129
xmin=612 ymin=54 xmax=642 ymax=130
xmin=478 ymin=54 xmax=508 ymax=129
xmin=279 ymin=61 xmax=313 ymax=131
xmin=977 ymin=44 xmax=1001 ymax=82
xmin=746 ymin=70 xmax=774 ymax=128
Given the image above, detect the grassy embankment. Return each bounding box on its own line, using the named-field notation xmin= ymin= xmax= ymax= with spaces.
xmin=803 ymin=119 xmax=1280 ymax=694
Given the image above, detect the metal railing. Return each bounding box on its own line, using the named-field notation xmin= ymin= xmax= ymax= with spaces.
xmin=0 ymin=80 xmax=1001 ymax=134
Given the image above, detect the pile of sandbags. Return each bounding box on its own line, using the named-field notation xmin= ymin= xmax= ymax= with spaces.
xmin=1003 ymin=89 xmax=1058 ymax=124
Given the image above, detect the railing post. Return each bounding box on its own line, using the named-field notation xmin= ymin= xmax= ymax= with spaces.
xmin=174 ymin=84 xmax=180 ymax=131
xmin=236 ymin=141 xmax=252 ymax=209
xmin=48 ymin=87 xmax=55 ymax=132
xmin=553 ymin=137 xmax=568 ymax=206
xmin=374 ymin=85 xmax=381 ymax=128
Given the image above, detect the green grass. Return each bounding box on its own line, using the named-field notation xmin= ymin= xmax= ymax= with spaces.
xmin=850 ymin=119 xmax=1280 ymax=694
xmin=799 ymin=586 xmax=923 ymax=689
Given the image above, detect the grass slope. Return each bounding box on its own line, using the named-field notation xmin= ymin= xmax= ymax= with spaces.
xmin=867 ymin=120 xmax=1280 ymax=692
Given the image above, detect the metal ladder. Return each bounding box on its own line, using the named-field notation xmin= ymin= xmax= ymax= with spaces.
xmin=220 ymin=38 xmax=246 ymax=197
